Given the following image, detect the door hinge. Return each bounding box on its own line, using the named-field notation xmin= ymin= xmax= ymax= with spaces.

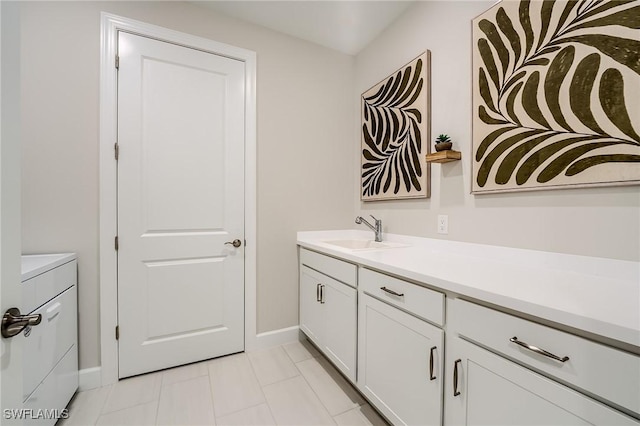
xmin=115 ymin=325 xmax=120 ymax=340
xmin=115 ymin=236 xmax=119 ymax=251
xmin=114 ymin=143 xmax=119 ymax=160
xmin=115 ymin=55 xmax=120 ymax=69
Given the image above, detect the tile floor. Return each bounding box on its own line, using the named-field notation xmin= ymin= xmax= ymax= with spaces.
xmin=60 ymin=339 xmax=389 ymax=426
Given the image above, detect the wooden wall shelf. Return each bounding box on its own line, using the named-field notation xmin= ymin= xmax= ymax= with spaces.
xmin=426 ymin=150 xmax=462 ymax=163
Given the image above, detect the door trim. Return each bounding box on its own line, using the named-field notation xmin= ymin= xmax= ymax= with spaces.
xmin=99 ymin=13 xmax=257 ymax=386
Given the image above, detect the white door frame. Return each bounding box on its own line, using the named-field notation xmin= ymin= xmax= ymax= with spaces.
xmin=99 ymin=13 xmax=257 ymax=386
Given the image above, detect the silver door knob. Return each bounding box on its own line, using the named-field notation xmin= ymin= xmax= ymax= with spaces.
xmin=225 ymin=239 xmax=242 ymax=248
xmin=2 ymin=307 xmax=42 ymax=338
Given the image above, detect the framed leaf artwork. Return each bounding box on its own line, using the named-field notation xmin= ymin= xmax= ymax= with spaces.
xmin=472 ymin=0 xmax=640 ymax=193
xmin=361 ymin=52 xmax=431 ymax=201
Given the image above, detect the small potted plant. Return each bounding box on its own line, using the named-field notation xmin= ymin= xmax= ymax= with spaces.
xmin=435 ymin=134 xmax=452 ymax=152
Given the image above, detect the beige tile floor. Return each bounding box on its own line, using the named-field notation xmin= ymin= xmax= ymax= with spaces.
xmin=60 ymin=339 xmax=389 ymax=426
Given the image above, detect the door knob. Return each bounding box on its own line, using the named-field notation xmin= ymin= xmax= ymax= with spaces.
xmin=225 ymin=239 xmax=242 ymax=248
xmin=2 ymin=308 xmax=42 ymax=338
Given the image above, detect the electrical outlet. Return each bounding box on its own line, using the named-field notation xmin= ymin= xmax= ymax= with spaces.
xmin=437 ymin=215 xmax=449 ymax=234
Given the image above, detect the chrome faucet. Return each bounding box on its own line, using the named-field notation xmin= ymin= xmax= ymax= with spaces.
xmin=355 ymin=215 xmax=383 ymax=242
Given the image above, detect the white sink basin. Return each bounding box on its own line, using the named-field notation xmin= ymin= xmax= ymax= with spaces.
xmin=322 ymin=239 xmax=408 ymax=251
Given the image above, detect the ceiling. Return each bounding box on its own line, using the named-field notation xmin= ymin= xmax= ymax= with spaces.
xmin=192 ymin=1 xmax=415 ymax=55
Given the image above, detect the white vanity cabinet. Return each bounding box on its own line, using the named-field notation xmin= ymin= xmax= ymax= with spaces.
xmin=21 ymin=253 xmax=78 ymax=426
xmin=299 ymin=248 xmax=357 ymax=382
xmin=445 ymin=299 xmax=640 ymax=426
xmin=358 ymin=268 xmax=445 ymax=426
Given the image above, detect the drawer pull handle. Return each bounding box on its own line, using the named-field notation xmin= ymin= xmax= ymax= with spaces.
xmin=320 ymin=284 xmax=325 ymax=304
xmin=453 ymin=359 xmax=461 ymax=396
xmin=316 ymin=283 xmax=321 ymax=302
xmin=380 ymin=286 xmax=404 ymax=297
xmin=510 ymin=337 xmax=569 ymax=363
xmin=429 ymin=346 xmax=436 ymax=381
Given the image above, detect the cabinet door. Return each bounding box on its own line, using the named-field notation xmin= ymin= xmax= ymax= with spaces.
xmin=444 ymin=336 xmax=640 ymax=426
xmin=358 ymin=293 xmax=443 ymax=426
xmin=323 ymin=277 xmax=357 ymax=382
xmin=299 ymin=266 xmax=324 ymax=345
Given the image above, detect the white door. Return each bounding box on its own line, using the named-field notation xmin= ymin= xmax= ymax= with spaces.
xmin=1 ymin=2 xmax=25 ymax=422
xmin=358 ymin=293 xmax=443 ymax=426
xmin=444 ymin=337 xmax=639 ymax=426
xmin=117 ymin=32 xmax=245 ymax=378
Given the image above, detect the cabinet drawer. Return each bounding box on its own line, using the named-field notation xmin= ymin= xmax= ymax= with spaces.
xmin=359 ymin=268 xmax=444 ymax=326
xmin=300 ymin=248 xmax=356 ymax=287
xmin=22 ymin=259 xmax=76 ymax=314
xmin=450 ymin=298 xmax=640 ymax=416
xmin=23 ymin=286 xmax=78 ymax=401
xmin=24 ymin=346 xmax=78 ymax=426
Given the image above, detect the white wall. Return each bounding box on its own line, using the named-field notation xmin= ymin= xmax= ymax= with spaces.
xmin=355 ymin=1 xmax=640 ymax=262
xmin=20 ymin=1 xmax=355 ymax=369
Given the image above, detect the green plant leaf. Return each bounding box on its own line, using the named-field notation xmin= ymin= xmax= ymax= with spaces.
xmin=555 ymin=1 xmax=580 ymax=36
xmin=362 ymin=124 xmax=384 ymax=156
xmin=537 ymin=141 xmax=621 ymax=182
xmin=363 ymin=82 xmax=386 ymax=102
xmin=599 ymin=68 xmax=640 ymax=143
xmin=516 ymin=137 xmax=603 ymax=184
xmin=476 ymin=126 xmax=517 ymax=161
xmin=496 ymin=7 xmax=521 ymax=67
xmin=479 ymin=68 xmax=498 ymax=113
xmin=377 ymin=70 xmax=404 ymax=107
xmin=569 ymin=54 xmax=606 ymax=135
xmin=477 ymin=129 xmax=547 ymax=187
xmin=381 ymin=109 xmax=392 ymax=151
xmin=480 ymin=106 xmax=510 ymax=125
xmin=570 ymin=5 xmax=640 ymax=32
xmin=525 ymin=58 xmax=551 ymax=67
xmin=479 ymin=19 xmax=510 ymax=78
xmin=501 ymin=135 xmax=599 ymax=185
xmin=505 ymin=81 xmax=524 ymax=126
xmin=519 ymin=0 xmax=534 ymax=57
xmin=532 ymin=46 xmax=562 ymax=59
xmin=495 ymin=133 xmax=556 ymax=184
xmin=478 ymin=39 xmax=500 ymax=89
xmin=551 ymin=35 xmax=640 ymax=76
xmin=398 ymin=79 xmax=424 ymax=109
xmin=544 ymin=46 xmax=575 ymax=132
xmin=405 ymin=108 xmax=422 ymax=123
xmin=391 ymin=59 xmax=423 ymax=107
xmin=501 ymin=70 xmax=527 ymax=96
xmin=536 ymin=1 xmax=556 ymax=53
xmin=566 ymin=154 xmax=640 ymax=175
xmin=522 ymin=71 xmax=551 ymax=128
xmin=576 ymin=0 xmax=634 ymax=23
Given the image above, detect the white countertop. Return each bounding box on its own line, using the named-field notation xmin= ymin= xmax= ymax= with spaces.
xmin=22 ymin=253 xmax=77 ymax=282
xmin=297 ymin=230 xmax=640 ymax=349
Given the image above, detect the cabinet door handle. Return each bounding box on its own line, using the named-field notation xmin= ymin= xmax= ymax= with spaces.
xmin=380 ymin=286 xmax=404 ymax=297
xmin=316 ymin=283 xmax=321 ymax=302
xmin=320 ymin=284 xmax=325 ymax=304
xmin=509 ymin=337 xmax=569 ymax=363
xmin=453 ymin=359 xmax=462 ymax=397
xmin=429 ymin=346 xmax=437 ymax=381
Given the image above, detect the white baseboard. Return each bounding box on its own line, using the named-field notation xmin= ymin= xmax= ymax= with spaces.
xmin=250 ymin=325 xmax=300 ymax=351
xmin=79 ymin=367 xmax=102 ymax=391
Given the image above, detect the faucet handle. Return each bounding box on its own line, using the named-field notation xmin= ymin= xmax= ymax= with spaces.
xmin=370 ymin=215 xmax=380 ymax=223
